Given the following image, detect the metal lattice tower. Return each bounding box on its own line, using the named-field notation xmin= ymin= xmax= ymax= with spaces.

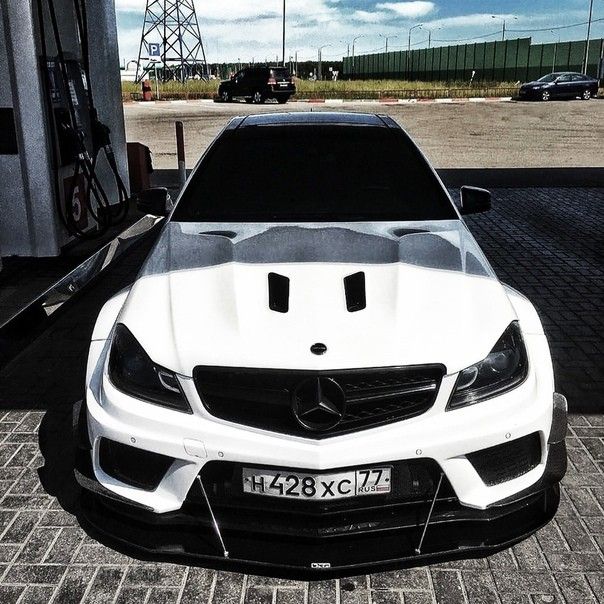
xmin=135 ymin=0 xmax=208 ymax=82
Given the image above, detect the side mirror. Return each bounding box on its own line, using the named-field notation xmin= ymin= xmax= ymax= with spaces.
xmin=459 ymin=186 xmax=491 ymax=215
xmin=135 ymin=187 xmax=172 ymax=217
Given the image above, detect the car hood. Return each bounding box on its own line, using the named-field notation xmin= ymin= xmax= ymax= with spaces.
xmin=118 ymin=220 xmax=518 ymax=376
xmin=522 ymin=81 xmax=547 ymax=87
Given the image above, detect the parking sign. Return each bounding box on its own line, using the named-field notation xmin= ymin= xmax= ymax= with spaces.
xmin=148 ymin=42 xmax=161 ymax=60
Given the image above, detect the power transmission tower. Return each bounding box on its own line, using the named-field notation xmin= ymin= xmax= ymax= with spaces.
xmin=135 ymin=0 xmax=208 ymax=82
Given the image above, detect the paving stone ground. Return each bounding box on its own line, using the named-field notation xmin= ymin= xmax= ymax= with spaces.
xmin=0 ymin=187 xmax=602 ymax=603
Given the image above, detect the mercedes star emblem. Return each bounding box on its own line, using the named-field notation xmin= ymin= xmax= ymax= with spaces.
xmin=292 ymin=377 xmax=346 ymax=432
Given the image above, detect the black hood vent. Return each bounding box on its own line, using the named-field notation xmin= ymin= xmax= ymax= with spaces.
xmin=344 ymin=271 xmax=366 ymax=312
xmin=268 ymin=272 xmax=290 ymax=313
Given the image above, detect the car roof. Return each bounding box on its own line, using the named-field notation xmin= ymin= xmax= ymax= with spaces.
xmin=236 ymin=112 xmax=392 ymax=128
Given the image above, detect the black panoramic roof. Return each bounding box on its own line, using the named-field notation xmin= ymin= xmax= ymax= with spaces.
xmin=237 ymin=112 xmax=391 ymax=128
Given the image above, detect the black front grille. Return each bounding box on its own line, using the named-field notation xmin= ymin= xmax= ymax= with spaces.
xmin=193 ymin=365 xmax=444 ymax=437
xmin=467 ymin=432 xmax=542 ymax=486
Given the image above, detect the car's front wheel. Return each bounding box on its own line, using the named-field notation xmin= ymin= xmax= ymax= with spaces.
xmin=541 ymin=90 xmax=551 ymax=101
xmin=582 ymin=89 xmax=591 ymax=100
xmin=220 ymin=89 xmax=232 ymax=103
xmin=252 ymin=90 xmax=265 ymax=104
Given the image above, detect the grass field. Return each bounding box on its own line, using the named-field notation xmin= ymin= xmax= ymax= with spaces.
xmin=122 ymin=79 xmax=520 ymax=101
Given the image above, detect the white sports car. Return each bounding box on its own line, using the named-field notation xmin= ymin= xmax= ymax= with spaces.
xmin=76 ymin=112 xmax=567 ymax=578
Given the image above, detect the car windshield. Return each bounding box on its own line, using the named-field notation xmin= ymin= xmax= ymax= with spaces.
xmin=270 ymin=68 xmax=290 ymax=79
xmin=537 ymin=73 xmax=560 ymax=82
xmin=172 ymin=125 xmax=457 ymax=222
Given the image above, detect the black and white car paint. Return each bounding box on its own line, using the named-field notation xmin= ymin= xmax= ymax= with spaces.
xmin=76 ymin=112 xmax=567 ymax=578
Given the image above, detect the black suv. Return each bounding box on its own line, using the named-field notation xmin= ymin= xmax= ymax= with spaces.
xmin=218 ymin=66 xmax=295 ymax=104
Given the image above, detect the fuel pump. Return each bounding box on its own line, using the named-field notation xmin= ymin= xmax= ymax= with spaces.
xmin=0 ymin=0 xmax=128 ymax=257
xmin=37 ymin=0 xmax=129 ymax=240
xmin=44 ymin=55 xmax=93 ymax=234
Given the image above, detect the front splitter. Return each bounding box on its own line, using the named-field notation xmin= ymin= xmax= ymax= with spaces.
xmin=78 ymin=484 xmax=559 ymax=580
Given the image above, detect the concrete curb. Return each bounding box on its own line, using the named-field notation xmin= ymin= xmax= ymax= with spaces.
xmin=291 ymin=97 xmax=513 ymax=105
xmin=124 ymin=97 xmax=514 ymax=106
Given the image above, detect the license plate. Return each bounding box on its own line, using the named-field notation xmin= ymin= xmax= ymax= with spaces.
xmin=242 ymin=466 xmax=391 ymax=500
xmin=279 ymin=82 xmax=288 ymax=87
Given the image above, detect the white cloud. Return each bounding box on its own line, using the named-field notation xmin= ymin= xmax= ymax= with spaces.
xmin=423 ymin=13 xmax=517 ymax=29
xmin=115 ymin=2 xmax=601 ymax=64
xmin=117 ymin=0 xmax=344 ymax=61
xmin=375 ymin=2 xmax=436 ymax=19
xmin=114 ymin=0 xmax=145 ymax=12
xmin=352 ymin=10 xmax=389 ymax=23
xmin=421 ymin=11 xmax=588 ymax=31
xmin=116 ymin=0 xmax=336 ymax=21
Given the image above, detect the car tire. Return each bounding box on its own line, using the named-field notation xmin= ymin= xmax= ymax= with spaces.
xmin=252 ymin=90 xmax=265 ymax=104
xmin=582 ymin=89 xmax=591 ymax=100
xmin=277 ymin=96 xmax=288 ymax=104
xmin=541 ymin=90 xmax=551 ymax=101
xmin=221 ymin=90 xmax=232 ymax=103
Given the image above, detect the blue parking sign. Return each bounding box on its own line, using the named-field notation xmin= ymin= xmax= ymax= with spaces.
xmin=148 ymin=42 xmax=161 ymax=58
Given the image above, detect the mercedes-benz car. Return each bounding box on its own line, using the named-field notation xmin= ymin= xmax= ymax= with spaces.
xmin=518 ymin=71 xmax=599 ymax=101
xmin=75 ymin=112 xmax=567 ymax=578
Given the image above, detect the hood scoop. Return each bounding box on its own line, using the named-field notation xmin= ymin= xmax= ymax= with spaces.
xmin=268 ymin=272 xmax=290 ymax=313
xmin=268 ymin=271 xmax=367 ymax=314
xmin=198 ymin=230 xmax=237 ymax=239
xmin=344 ymin=271 xmax=366 ymax=312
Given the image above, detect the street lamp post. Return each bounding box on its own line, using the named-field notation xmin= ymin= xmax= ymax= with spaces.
xmin=583 ymin=0 xmax=594 ymax=74
xmin=491 ymin=15 xmax=517 ymax=42
xmin=318 ymin=44 xmax=331 ymax=80
xmin=407 ymin=24 xmax=422 ymax=79
xmin=551 ymin=30 xmax=561 ymax=71
xmin=351 ymin=34 xmax=365 ymax=78
xmin=421 ymin=26 xmax=441 ymax=49
xmin=282 ymin=0 xmax=286 ymax=66
xmin=379 ymin=34 xmax=398 ymax=53
xmin=491 ymin=15 xmax=506 ymax=41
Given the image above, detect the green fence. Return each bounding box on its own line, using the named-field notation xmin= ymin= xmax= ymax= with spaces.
xmin=343 ymin=37 xmax=604 ymax=82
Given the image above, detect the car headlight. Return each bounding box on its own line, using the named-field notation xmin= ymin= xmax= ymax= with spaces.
xmin=447 ymin=322 xmax=528 ymax=410
xmin=108 ymin=324 xmax=192 ymax=413
xmin=532 ymin=85 xmax=542 ymax=89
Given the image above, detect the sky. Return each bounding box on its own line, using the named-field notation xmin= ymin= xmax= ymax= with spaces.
xmin=115 ymin=0 xmax=604 ymax=65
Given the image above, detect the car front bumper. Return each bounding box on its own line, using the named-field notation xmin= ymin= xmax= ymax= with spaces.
xmin=83 ymin=332 xmax=559 ymax=513
xmin=76 ymin=330 xmax=566 ymax=577
xmin=75 ymin=396 xmax=566 ymax=578
xmin=518 ymin=88 xmax=546 ymax=99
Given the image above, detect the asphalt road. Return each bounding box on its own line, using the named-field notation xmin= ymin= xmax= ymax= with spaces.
xmin=124 ymin=98 xmax=604 ymax=170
